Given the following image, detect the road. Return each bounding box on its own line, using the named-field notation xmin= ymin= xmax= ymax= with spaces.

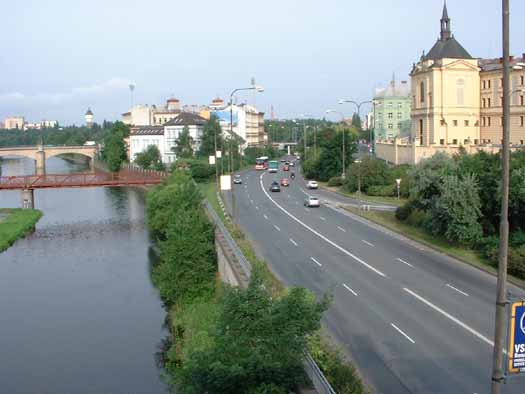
xmin=224 ymin=158 xmax=525 ymax=394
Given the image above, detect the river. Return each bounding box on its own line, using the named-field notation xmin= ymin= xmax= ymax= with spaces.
xmin=0 ymin=156 xmax=168 ymax=394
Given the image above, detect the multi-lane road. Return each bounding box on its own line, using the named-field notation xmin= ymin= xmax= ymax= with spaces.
xmin=224 ymin=159 xmax=524 ymax=394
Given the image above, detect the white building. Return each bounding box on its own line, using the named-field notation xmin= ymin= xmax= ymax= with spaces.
xmin=211 ymin=103 xmax=266 ymax=148
xmin=129 ymin=112 xmax=207 ymax=164
xmin=4 ymin=116 xmax=25 ymax=130
xmin=122 ymin=98 xmax=183 ymax=126
xmin=85 ymin=108 xmax=94 ymax=128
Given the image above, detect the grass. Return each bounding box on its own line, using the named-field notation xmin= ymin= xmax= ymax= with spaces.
xmin=0 ymin=208 xmax=43 ymax=252
xmin=344 ymin=207 xmax=525 ymax=288
xmin=318 ymin=182 xmax=407 ymax=207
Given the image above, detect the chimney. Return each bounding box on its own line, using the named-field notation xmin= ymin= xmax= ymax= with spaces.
xmin=401 ymin=81 xmax=407 ymax=84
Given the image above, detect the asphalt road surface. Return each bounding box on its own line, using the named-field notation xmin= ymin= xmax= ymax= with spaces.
xmin=224 ymin=158 xmax=525 ymax=394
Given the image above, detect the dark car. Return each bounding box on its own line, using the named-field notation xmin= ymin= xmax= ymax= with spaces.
xmin=270 ymin=181 xmax=281 ymax=192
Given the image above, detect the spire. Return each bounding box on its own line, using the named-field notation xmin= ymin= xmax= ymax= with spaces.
xmin=440 ymin=1 xmax=451 ymax=41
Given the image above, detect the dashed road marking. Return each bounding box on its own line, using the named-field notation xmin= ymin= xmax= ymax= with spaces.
xmin=362 ymin=240 xmax=375 ymax=247
xmin=290 ymin=238 xmax=298 ymax=246
xmin=320 ymin=216 xmax=326 ymax=221
xmin=273 ymin=225 xmax=281 ymax=232
xmin=391 ymin=323 xmax=415 ymax=344
xmin=396 ymin=258 xmax=414 ymax=268
xmin=343 ymin=283 xmax=358 ymax=296
xmin=263 ymin=214 xmax=268 ymax=220
xmin=446 ymin=284 xmax=469 ymax=297
xmin=310 ymin=257 xmax=322 ymax=267
xmin=338 ymin=226 xmax=346 ymax=232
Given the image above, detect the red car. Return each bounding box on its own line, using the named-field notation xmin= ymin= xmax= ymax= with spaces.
xmin=283 ymin=165 xmax=289 ymax=171
xmin=280 ymin=178 xmax=290 ymax=187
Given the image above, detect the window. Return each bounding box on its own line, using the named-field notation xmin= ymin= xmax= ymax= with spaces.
xmin=452 ymin=139 xmax=458 ymax=145
xmin=482 ymin=98 xmax=486 ymax=108
xmin=521 ymin=116 xmax=524 ymax=127
xmin=398 ymin=103 xmax=403 ymax=108
xmin=474 ymin=139 xmax=478 ymax=145
xmin=388 ymin=123 xmax=393 ymax=129
xmin=500 ymin=96 xmax=504 ymax=106
xmin=464 ymin=139 xmax=469 ymax=145
xmin=488 ymin=80 xmax=492 ymax=89
xmin=453 ymin=120 xmax=458 ymax=126
xmin=521 ymin=140 xmax=524 ymax=145
xmin=440 ymin=139 xmax=445 ymax=145
xmin=397 ymin=112 xmax=402 ymax=119
xmin=521 ymin=75 xmax=524 ymax=85
xmin=419 ymin=119 xmax=424 ymax=145
xmin=388 ymin=112 xmax=393 ymax=119
xmin=378 ymin=112 xmax=383 ymax=118
xmin=482 ymin=117 xmax=486 ymax=127
xmin=420 ymin=81 xmax=425 ymax=104
xmin=465 ymin=120 xmax=469 ymax=127
xmin=488 ymin=117 xmax=491 ymax=126
xmin=520 ymin=95 xmax=524 ymax=106
xmin=488 ymin=98 xmax=491 ymax=107
xmin=440 ymin=119 xmax=446 ymax=126
xmin=483 ymin=80 xmax=486 ymax=89
xmin=387 ymin=103 xmax=393 ymax=108
xmin=397 ymin=122 xmax=402 ymax=129
xmin=457 ymin=78 xmax=465 ymax=105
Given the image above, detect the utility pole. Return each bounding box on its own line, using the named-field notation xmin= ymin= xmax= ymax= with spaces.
xmin=214 ymin=122 xmax=219 ymax=189
xmin=490 ymin=1 xmax=510 ymax=392
xmin=314 ymin=125 xmax=317 ymax=157
xmin=303 ymin=122 xmax=307 ymax=162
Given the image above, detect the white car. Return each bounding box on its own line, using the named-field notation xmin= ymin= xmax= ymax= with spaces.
xmin=233 ymin=175 xmax=242 ymax=184
xmin=304 ymin=196 xmax=320 ymax=207
xmin=306 ymin=180 xmax=318 ymax=189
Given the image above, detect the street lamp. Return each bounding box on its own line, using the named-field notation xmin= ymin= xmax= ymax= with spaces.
xmin=339 ymin=99 xmax=373 ymax=151
xmin=354 ymin=159 xmax=362 ymax=207
xmin=326 ymin=109 xmax=347 ymax=179
xmin=228 ymin=85 xmax=264 ymax=224
xmin=300 ymin=113 xmax=313 ymax=162
xmin=395 ymin=178 xmax=401 ymax=199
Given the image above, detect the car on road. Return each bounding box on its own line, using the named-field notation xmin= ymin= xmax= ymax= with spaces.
xmin=233 ymin=175 xmax=242 ymax=184
xmin=280 ymin=178 xmax=290 ymax=187
xmin=270 ymin=181 xmax=281 ymax=192
xmin=283 ymin=165 xmax=289 ymax=171
xmin=304 ymin=195 xmax=320 ymax=207
xmin=289 ymin=161 xmax=295 ymax=167
xmin=280 ymin=159 xmax=286 ymax=163
xmin=306 ymin=180 xmax=318 ymax=189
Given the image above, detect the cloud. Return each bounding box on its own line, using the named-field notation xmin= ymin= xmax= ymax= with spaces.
xmin=0 ymin=78 xmax=133 ymax=105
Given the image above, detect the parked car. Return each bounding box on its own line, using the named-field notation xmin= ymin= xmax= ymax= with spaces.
xmin=306 ymin=180 xmax=318 ymax=189
xmin=283 ymin=165 xmax=290 ymax=171
xmin=304 ymin=195 xmax=320 ymax=207
xmin=270 ymin=181 xmax=281 ymax=192
xmin=233 ymin=175 xmax=242 ymax=184
xmin=280 ymin=178 xmax=290 ymax=187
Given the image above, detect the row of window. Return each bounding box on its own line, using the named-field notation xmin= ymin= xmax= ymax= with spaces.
xmin=377 ymin=112 xmax=405 ymax=119
xmin=482 ymin=116 xmax=525 ymax=127
xmin=376 ymin=102 xmax=405 ymax=109
xmin=482 ymin=75 xmax=525 ymax=90
xmin=439 ymin=138 xmax=479 ymax=145
xmin=482 ymin=95 xmax=524 ymax=107
xmin=377 ymin=123 xmax=404 ymax=130
xmin=481 ymin=139 xmax=525 ymax=145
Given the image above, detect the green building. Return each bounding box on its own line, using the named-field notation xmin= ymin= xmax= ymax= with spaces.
xmin=373 ymin=77 xmax=411 ymax=141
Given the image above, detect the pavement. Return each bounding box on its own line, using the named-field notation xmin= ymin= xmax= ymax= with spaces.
xmin=223 ymin=157 xmax=525 ymax=394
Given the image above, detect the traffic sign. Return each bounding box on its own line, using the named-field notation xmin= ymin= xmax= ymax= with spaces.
xmin=508 ymin=301 xmax=525 ymax=374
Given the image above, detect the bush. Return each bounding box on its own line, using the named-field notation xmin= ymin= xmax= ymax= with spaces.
xmin=508 ymin=245 xmax=525 ymax=279
xmin=395 ymin=202 xmax=413 ymax=221
xmin=367 ymin=184 xmax=395 ymax=197
xmin=327 ymin=177 xmax=344 ymax=187
xmin=406 ymin=209 xmax=429 ymax=228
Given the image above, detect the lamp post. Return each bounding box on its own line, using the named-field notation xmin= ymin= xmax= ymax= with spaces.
xmin=326 ymin=109 xmax=347 ymax=179
xmin=354 ymin=159 xmax=362 ymax=207
xmin=395 ymin=178 xmax=401 ymax=199
xmin=339 ymin=99 xmax=373 ymax=154
xmin=300 ymin=113 xmax=313 ymax=162
xmin=228 ymin=85 xmax=264 ymax=224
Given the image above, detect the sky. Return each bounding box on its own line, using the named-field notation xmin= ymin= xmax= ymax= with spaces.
xmin=1 ymin=0 xmax=524 ymax=125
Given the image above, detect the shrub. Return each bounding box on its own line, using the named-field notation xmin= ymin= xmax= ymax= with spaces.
xmin=327 ymin=177 xmax=344 ymax=187
xmin=395 ymin=202 xmax=413 ymax=221
xmin=406 ymin=209 xmax=429 ymax=228
xmin=367 ymin=184 xmax=395 ymax=197
xmin=508 ymin=245 xmax=525 ymax=279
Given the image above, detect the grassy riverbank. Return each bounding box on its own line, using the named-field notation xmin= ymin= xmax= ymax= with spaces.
xmin=0 ymin=208 xmax=43 ymax=252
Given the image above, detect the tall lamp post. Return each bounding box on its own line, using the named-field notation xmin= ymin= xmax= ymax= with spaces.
xmin=326 ymin=109 xmax=347 ymax=179
xmin=228 ymin=85 xmax=264 ymax=224
xmin=339 ymin=99 xmax=373 ymax=153
xmin=300 ymin=113 xmax=313 ymax=161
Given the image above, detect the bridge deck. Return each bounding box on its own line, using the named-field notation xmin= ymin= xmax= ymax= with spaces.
xmin=0 ymin=171 xmax=166 ymax=190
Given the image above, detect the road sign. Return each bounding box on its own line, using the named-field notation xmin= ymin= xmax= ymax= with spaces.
xmin=220 ymin=175 xmax=231 ymax=191
xmin=209 ymin=155 xmax=216 ymax=165
xmin=508 ymin=301 xmax=525 ymax=374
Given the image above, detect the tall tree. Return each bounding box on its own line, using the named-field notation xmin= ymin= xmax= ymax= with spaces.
xmin=173 ymin=126 xmax=194 ymax=159
xmin=198 ymin=115 xmax=223 ymax=158
xmin=351 ymin=112 xmax=362 ymax=130
xmin=102 ymin=122 xmax=129 ymax=171
xmin=135 ymin=144 xmax=162 ymax=169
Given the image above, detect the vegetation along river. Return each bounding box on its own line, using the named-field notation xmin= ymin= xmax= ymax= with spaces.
xmin=0 ymin=156 xmax=168 ymax=394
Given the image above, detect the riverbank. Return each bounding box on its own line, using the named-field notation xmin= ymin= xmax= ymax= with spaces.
xmin=0 ymin=208 xmax=42 ymax=252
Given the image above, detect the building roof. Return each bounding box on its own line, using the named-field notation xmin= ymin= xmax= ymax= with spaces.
xmin=375 ymin=80 xmax=410 ymax=98
xmin=85 ymin=108 xmax=93 ymax=115
xmin=130 ymin=126 xmax=164 ymax=136
xmin=480 ymin=56 xmax=525 ymax=72
xmin=422 ymin=3 xmax=472 ymax=61
xmin=164 ymin=112 xmax=207 ymax=126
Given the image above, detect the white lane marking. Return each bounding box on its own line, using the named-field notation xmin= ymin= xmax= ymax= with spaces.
xmin=250 ymin=199 xmax=254 ymax=204
xmin=320 ymin=216 xmax=326 ymax=221
xmin=310 ymin=257 xmax=322 ymax=267
xmin=343 ymin=283 xmax=358 ymax=296
xmin=273 ymin=225 xmax=281 ymax=232
xmin=260 ymin=173 xmax=386 ymax=278
xmin=263 ymin=214 xmax=268 ymax=220
xmin=290 ymin=238 xmax=298 ymax=246
xmin=396 ymin=258 xmax=414 ymax=268
xmin=255 ymin=206 xmax=259 ymax=210
xmin=403 ymin=288 xmax=494 ymax=347
xmin=391 ymin=323 xmax=415 ymax=344
xmin=445 ymin=284 xmax=469 ymax=297
xmin=362 ymin=240 xmax=375 ymax=247
xmin=338 ymin=226 xmax=347 ymax=232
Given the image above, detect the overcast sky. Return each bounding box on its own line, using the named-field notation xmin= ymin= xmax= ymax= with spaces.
xmin=1 ymin=0 xmax=524 ymax=125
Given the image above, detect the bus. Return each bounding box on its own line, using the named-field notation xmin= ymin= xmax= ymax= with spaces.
xmin=255 ymin=156 xmax=269 ymax=170
xmin=268 ymin=160 xmax=279 ymax=173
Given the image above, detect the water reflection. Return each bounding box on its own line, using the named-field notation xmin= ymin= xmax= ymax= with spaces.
xmin=0 ymin=157 xmax=168 ymax=394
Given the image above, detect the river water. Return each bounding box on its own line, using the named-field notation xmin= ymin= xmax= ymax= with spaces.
xmin=0 ymin=157 xmax=168 ymax=394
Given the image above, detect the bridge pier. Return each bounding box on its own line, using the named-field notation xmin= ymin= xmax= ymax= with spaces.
xmin=21 ymin=189 xmax=34 ymax=209
xmin=35 ymin=149 xmax=46 ymax=175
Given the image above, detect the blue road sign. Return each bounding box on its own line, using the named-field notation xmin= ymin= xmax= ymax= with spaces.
xmin=508 ymin=301 xmax=525 ymax=374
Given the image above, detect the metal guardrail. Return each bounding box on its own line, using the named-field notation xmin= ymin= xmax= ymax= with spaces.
xmin=204 ymin=200 xmax=252 ymax=279
xmin=203 ymin=198 xmax=336 ymax=394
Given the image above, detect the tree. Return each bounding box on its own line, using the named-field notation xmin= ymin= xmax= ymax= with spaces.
xmin=173 ymin=126 xmax=194 ymax=159
xmin=199 ymin=115 xmax=223 ymax=158
xmin=135 ymin=144 xmax=162 ymax=169
xmin=101 ymin=121 xmax=129 ymax=171
xmin=345 ymin=157 xmax=390 ymax=193
xmin=176 ymin=269 xmax=329 ymax=394
xmin=351 ymin=112 xmax=362 ymax=131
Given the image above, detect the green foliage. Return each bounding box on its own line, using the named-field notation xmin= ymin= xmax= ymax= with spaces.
xmin=243 ymin=146 xmax=281 ymax=164
xmin=175 ymin=269 xmax=329 ymax=394
xmin=102 ymin=122 xmax=129 ymax=171
xmin=405 ymin=208 xmax=430 ymax=228
xmin=265 ymin=118 xmax=332 ymax=143
xmin=174 ymin=126 xmax=194 ymax=159
xmin=198 ymin=115 xmax=223 ymax=158
xmin=327 ymin=176 xmax=344 ymax=187
xmin=307 ymin=333 xmax=366 ymax=394
xmin=134 ymin=144 xmax=162 ymax=169
xmin=176 ymin=158 xmax=216 ymax=182
xmin=351 ymin=112 xmax=362 ymax=130
xmin=0 ymin=208 xmax=43 ymax=252
xmin=366 ymin=184 xmax=395 ymax=197
xmin=345 ymin=157 xmax=390 ymax=193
